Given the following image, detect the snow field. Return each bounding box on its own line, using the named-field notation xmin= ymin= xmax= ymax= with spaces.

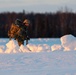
xmin=0 ymin=34 xmax=76 ymax=75
xmin=0 ymin=52 xmax=76 ymax=75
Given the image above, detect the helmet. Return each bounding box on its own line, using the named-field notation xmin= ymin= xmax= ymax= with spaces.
xmin=15 ymin=19 xmax=22 ymax=26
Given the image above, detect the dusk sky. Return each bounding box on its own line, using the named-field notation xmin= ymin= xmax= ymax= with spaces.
xmin=0 ymin=0 xmax=76 ymax=13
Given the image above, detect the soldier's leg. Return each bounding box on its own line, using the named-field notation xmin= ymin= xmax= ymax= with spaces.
xmin=16 ymin=39 xmax=20 ymax=46
xmin=18 ymin=41 xmax=22 ymax=46
xmin=17 ymin=39 xmax=24 ymax=46
xmin=26 ymin=39 xmax=28 ymax=45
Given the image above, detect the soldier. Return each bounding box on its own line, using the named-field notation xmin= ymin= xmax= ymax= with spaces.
xmin=8 ymin=19 xmax=30 ymax=46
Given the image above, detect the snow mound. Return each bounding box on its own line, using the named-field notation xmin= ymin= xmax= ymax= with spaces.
xmin=5 ymin=39 xmax=20 ymax=53
xmin=0 ymin=34 xmax=76 ymax=53
xmin=27 ymin=44 xmax=43 ymax=52
xmin=60 ymin=34 xmax=76 ymax=51
xmin=19 ymin=45 xmax=30 ymax=52
xmin=51 ymin=44 xmax=62 ymax=51
xmin=26 ymin=44 xmax=51 ymax=52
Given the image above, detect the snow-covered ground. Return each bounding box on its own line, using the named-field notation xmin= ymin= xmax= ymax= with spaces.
xmin=0 ymin=34 xmax=76 ymax=75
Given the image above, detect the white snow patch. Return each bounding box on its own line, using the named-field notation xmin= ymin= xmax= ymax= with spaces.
xmin=51 ymin=44 xmax=62 ymax=51
xmin=19 ymin=45 xmax=30 ymax=52
xmin=0 ymin=52 xmax=76 ymax=75
xmin=60 ymin=34 xmax=76 ymax=51
xmin=42 ymin=44 xmax=51 ymax=52
xmin=5 ymin=39 xmax=20 ymax=53
xmin=0 ymin=48 xmax=3 ymax=53
xmin=27 ymin=44 xmax=51 ymax=52
xmin=26 ymin=44 xmax=38 ymax=52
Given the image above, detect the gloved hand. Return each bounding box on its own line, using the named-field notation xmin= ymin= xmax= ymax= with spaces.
xmin=26 ymin=36 xmax=30 ymax=40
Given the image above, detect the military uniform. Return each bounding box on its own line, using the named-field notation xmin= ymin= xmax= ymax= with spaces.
xmin=8 ymin=19 xmax=30 ymax=46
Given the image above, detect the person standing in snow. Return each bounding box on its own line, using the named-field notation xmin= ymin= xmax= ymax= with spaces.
xmin=8 ymin=19 xmax=30 ymax=46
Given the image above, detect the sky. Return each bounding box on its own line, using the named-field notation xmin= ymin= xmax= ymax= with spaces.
xmin=0 ymin=0 xmax=76 ymax=13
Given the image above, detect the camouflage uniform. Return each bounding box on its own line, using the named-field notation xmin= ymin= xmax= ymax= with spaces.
xmin=8 ymin=19 xmax=29 ymax=46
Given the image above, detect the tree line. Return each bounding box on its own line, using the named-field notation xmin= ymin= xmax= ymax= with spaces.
xmin=0 ymin=10 xmax=76 ymax=38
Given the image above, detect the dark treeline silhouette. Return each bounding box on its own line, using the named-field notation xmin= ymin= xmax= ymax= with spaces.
xmin=0 ymin=10 xmax=76 ymax=38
